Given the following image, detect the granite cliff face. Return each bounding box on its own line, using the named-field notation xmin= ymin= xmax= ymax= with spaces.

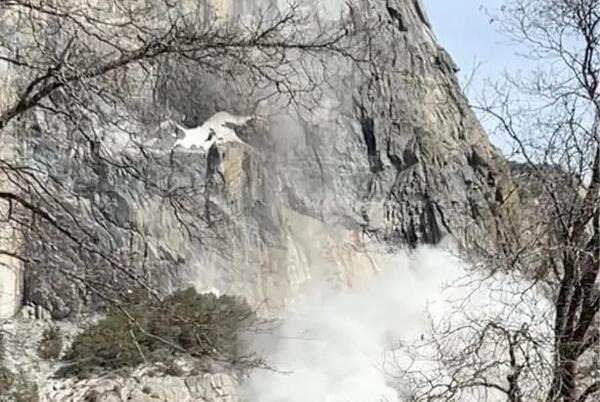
xmin=5 ymin=0 xmax=516 ymax=320
xmin=0 ymin=0 xmax=518 ymax=400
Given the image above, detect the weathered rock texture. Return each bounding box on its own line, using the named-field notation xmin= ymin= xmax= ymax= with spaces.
xmin=508 ymin=161 xmax=585 ymax=278
xmin=0 ymin=135 xmax=23 ymax=319
xmin=42 ymin=371 xmax=237 ymax=402
xmin=0 ymin=0 xmax=517 ymax=319
xmin=0 ymin=0 xmax=519 ymax=400
xmin=0 ymin=317 xmax=237 ymax=402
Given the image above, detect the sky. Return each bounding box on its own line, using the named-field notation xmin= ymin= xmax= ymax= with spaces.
xmin=423 ymin=0 xmax=520 ymax=86
xmin=423 ymin=0 xmax=532 ymax=150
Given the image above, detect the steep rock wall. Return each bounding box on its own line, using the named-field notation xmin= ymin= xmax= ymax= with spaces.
xmin=8 ymin=0 xmax=518 ymax=319
xmin=0 ymin=136 xmax=23 ymax=319
xmin=0 ymin=1 xmax=524 ymax=401
xmin=0 ymin=44 xmax=22 ymax=319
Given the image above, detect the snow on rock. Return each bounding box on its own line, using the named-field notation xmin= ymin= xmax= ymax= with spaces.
xmin=173 ymin=112 xmax=253 ymax=151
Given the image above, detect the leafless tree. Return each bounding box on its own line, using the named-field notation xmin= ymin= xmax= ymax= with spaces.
xmin=393 ymin=270 xmax=556 ymax=402
xmin=0 ymin=0 xmax=367 ymax=317
xmin=393 ymin=1 xmax=600 ymax=401
xmin=0 ymin=1 xmax=378 ymax=391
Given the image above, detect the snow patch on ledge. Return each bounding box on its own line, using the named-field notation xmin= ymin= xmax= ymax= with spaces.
xmin=173 ymin=112 xmax=253 ymax=152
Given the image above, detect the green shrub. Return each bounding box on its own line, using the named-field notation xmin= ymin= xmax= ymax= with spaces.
xmin=37 ymin=326 xmax=63 ymax=360
xmin=9 ymin=373 xmax=39 ymax=402
xmin=1 ymin=333 xmax=39 ymax=402
xmin=61 ymin=288 xmax=255 ymax=378
xmin=0 ymin=369 xmax=38 ymax=402
xmin=0 ymin=365 xmax=14 ymax=396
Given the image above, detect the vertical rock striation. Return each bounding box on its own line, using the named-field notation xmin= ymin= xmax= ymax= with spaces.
xmin=0 ymin=1 xmax=525 ymax=401
xmin=0 ymin=0 xmax=518 ymax=317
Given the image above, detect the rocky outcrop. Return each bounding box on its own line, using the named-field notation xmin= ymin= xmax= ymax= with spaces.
xmin=509 ymin=161 xmax=584 ymax=278
xmin=43 ymin=371 xmax=237 ymax=402
xmin=0 ymin=0 xmax=518 ymax=320
xmin=0 ymin=135 xmax=23 ymax=319
xmin=0 ymin=0 xmax=521 ymax=402
xmin=0 ymin=54 xmax=21 ymax=320
xmin=0 ymin=316 xmax=237 ymax=402
xmin=0 ymin=0 xmax=521 ymax=400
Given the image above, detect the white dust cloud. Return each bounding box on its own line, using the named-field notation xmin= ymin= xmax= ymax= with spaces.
xmin=240 ymin=246 xmax=467 ymax=402
xmin=240 ymin=244 xmax=552 ymax=402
